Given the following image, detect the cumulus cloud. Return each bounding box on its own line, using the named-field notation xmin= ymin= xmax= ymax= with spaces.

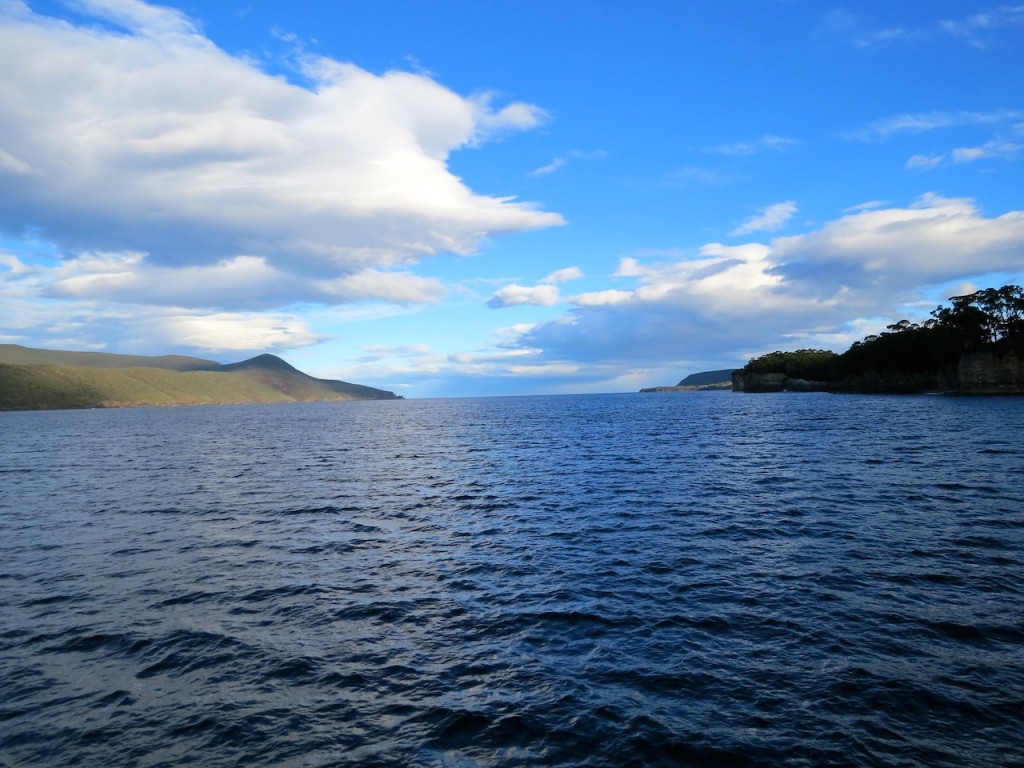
xmin=730 ymin=201 xmax=797 ymax=236
xmin=770 ymin=194 xmax=1024 ymax=290
xmin=486 ymin=283 xmax=560 ymax=308
xmin=485 ymin=266 xmax=581 ymax=307
xmin=0 ymin=0 xmax=562 ymax=298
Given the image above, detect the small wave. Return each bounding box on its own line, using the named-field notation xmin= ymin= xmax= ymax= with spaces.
xmin=3 ymin=394 xmax=1023 ymax=768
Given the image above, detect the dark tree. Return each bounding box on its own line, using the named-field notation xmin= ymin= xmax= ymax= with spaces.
xmin=742 ymin=285 xmax=1024 ymax=383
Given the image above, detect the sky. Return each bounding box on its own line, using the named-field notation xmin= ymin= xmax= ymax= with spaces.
xmin=1 ymin=0 xmax=1023 ymax=397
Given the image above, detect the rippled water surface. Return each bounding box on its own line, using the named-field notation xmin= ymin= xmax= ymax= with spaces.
xmin=2 ymin=393 xmax=1023 ymax=767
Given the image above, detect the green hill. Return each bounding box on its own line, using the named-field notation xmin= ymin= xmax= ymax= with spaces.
xmin=677 ymin=369 xmax=737 ymax=387
xmin=0 ymin=345 xmax=401 ymax=410
xmin=0 ymin=344 xmax=218 ymax=371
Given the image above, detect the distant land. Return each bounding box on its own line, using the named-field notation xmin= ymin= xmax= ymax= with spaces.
xmin=0 ymin=345 xmax=401 ymax=410
xmin=639 ymin=369 xmax=737 ymax=393
xmin=732 ymin=286 xmax=1023 ymax=395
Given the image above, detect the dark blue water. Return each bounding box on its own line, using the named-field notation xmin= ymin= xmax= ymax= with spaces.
xmin=2 ymin=393 xmax=1023 ymax=767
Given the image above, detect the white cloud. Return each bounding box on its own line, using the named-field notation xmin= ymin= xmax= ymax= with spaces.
xmin=0 ymin=266 xmax=322 ymax=354
xmin=486 ymin=283 xmax=560 ymax=308
xmin=492 ymin=323 xmax=537 ymax=346
xmin=770 ymin=194 xmax=1024 ymax=288
xmin=730 ymin=201 xmax=797 ymax=236
xmin=32 ymin=250 xmax=446 ymax=309
xmin=0 ymin=0 xmax=563 ymax=291
xmin=143 ymin=312 xmax=323 ymax=353
xmin=541 ymin=266 xmax=583 ymax=283
xmin=570 ymin=289 xmax=634 ymax=307
xmin=951 ymin=140 xmax=1022 ymax=163
xmin=906 ymin=140 xmax=1021 ymax=170
xmin=529 ymin=157 xmax=567 ymax=176
xmin=906 ymin=154 xmax=945 ymax=171
xmin=0 ymin=148 xmax=31 ymax=175
xmin=843 ymin=200 xmax=889 ymax=213
xmin=473 ymin=96 xmax=549 ymax=138
xmin=529 ymin=149 xmax=606 ymax=177
xmin=0 ymin=251 xmax=31 ymax=278
xmin=484 ymin=266 xmax=581 ymax=308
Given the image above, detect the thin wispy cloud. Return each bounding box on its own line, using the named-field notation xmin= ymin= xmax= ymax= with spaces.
xmin=850 ymin=110 xmax=1021 ymax=141
xmin=529 ymin=149 xmax=607 ymax=177
xmin=907 ymin=140 xmax=1022 ymax=170
xmin=730 ymin=201 xmax=797 ymax=236
xmin=939 ymin=4 xmax=1024 ymax=48
xmin=529 ymin=158 xmax=568 ymax=176
xmin=705 ymin=134 xmax=799 ymax=156
xmin=820 ymin=5 xmax=1024 ymax=49
xmin=815 ymin=10 xmax=921 ymax=49
xmin=905 ymin=154 xmax=945 ymax=171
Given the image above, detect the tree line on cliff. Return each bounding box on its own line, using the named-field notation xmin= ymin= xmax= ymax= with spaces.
xmin=743 ymin=285 xmax=1024 ymax=382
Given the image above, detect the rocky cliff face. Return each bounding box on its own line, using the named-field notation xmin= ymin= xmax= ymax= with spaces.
xmin=731 ymin=371 xmax=787 ymax=392
xmin=732 ymin=352 xmax=1023 ymax=394
xmin=957 ymin=352 xmax=1024 ymax=392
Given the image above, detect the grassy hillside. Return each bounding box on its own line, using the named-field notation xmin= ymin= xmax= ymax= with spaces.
xmin=218 ymin=354 xmax=396 ymax=401
xmin=0 ymin=346 xmax=401 ymax=410
xmin=0 ymin=344 xmax=218 ymax=371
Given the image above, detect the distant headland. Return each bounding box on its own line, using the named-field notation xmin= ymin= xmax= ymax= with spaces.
xmin=0 ymin=345 xmax=402 ymax=410
xmin=639 ymin=369 xmax=737 ymax=393
xmin=732 ymin=285 xmax=1024 ymax=395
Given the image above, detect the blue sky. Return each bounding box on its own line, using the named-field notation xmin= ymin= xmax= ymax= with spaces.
xmin=1 ymin=0 xmax=1022 ymax=397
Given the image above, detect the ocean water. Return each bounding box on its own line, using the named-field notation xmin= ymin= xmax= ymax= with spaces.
xmin=1 ymin=392 xmax=1023 ymax=767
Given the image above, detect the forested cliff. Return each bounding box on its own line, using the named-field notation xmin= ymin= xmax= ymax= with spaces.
xmin=733 ymin=286 xmax=1024 ymax=394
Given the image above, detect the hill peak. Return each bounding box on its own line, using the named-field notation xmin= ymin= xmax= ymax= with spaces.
xmin=222 ymin=354 xmax=299 ymax=373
